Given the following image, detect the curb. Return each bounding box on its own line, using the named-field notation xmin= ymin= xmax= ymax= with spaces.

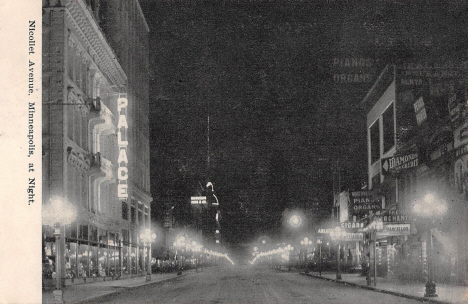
xmin=72 ymin=274 xmax=188 ymax=304
xmin=300 ymin=272 xmax=453 ymax=304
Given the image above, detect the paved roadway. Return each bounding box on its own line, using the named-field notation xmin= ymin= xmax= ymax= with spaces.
xmin=88 ymin=265 xmax=423 ymax=304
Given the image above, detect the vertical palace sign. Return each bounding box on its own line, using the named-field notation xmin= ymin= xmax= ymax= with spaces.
xmin=117 ymin=94 xmax=129 ymax=199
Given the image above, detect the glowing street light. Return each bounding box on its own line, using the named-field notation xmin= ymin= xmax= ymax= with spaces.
xmin=413 ymin=193 xmax=447 ymax=298
xmin=289 ymin=214 xmax=302 ymax=227
xmin=42 ymin=197 xmax=77 ymax=304
xmin=140 ymin=228 xmax=156 ymax=281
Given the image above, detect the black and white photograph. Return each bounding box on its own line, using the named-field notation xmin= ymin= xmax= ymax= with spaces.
xmin=3 ymin=0 xmax=468 ymax=303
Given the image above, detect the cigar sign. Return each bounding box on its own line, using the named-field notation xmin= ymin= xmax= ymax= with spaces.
xmin=381 ymin=153 xmax=418 ymax=175
xmin=117 ymin=95 xmax=129 ymax=199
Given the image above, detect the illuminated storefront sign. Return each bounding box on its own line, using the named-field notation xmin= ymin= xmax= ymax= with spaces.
xmin=340 ymin=233 xmax=364 ymax=242
xmin=377 ymin=224 xmax=411 ymax=236
xmin=117 ymin=95 xmax=128 ymax=199
xmin=191 ymin=196 xmax=207 ymax=205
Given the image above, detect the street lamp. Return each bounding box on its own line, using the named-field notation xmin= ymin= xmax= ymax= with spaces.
xmin=289 ymin=214 xmax=302 ymax=228
xmin=330 ymin=226 xmax=343 ymax=280
xmin=413 ymin=193 xmax=447 ymax=298
xmin=42 ymin=197 xmax=77 ymax=304
xmin=140 ymin=228 xmax=156 ymax=281
xmin=317 ymin=239 xmax=323 ymax=276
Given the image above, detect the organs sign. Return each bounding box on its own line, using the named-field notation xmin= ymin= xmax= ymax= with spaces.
xmin=349 ymin=190 xmax=382 ymax=216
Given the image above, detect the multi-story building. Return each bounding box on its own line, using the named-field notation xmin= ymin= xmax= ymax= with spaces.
xmin=362 ymin=62 xmax=468 ymax=283
xmin=42 ymin=0 xmax=151 ymax=285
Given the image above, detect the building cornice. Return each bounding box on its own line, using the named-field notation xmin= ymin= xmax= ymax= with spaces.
xmin=51 ymin=0 xmax=127 ymax=86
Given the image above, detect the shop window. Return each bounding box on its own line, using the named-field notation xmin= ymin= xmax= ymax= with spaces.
xmin=122 ymin=245 xmax=129 ymax=274
xmin=98 ymin=246 xmax=108 ymax=277
xmin=138 ymin=210 xmax=143 ymax=227
xmin=79 ymin=224 xmax=88 ymax=241
xmin=90 ymin=246 xmax=98 ymax=277
xmin=78 ymin=243 xmax=89 ymax=278
xmin=108 ymin=232 xmax=115 ymax=246
xmin=66 ymin=242 xmax=77 ymax=279
xmin=131 ymin=206 xmax=136 ymax=224
xmin=109 ymin=248 xmax=116 ymax=277
xmin=139 ymin=247 xmax=144 ymax=273
xmin=122 ymin=229 xmax=130 ymax=245
xmin=99 ymin=229 xmax=108 ymax=244
xmin=89 ymin=225 xmax=98 ymax=243
xmin=383 ymin=102 xmax=395 ymax=153
xmin=122 ymin=201 xmax=128 ymax=220
xmin=370 ymin=119 xmax=380 ymax=164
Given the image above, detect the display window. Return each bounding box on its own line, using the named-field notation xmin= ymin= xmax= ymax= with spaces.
xmin=109 ymin=247 xmax=116 ymax=276
xmin=114 ymin=248 xmax=121 ymax=276
xmin=98 ymin=245 xmax=108 ymax=277
xmin=90 ymin=245 xmax=98 ymax=277
xmin=122 ymin=246 xmax=129 ymax=274
xmin=78 ymin=243 xmax=89 ymax=278
xmin=66 ymin=242 xmax=78 ymax=279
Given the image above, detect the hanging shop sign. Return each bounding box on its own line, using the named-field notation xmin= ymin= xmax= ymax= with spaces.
xmin=381 ymin=209 xmax=411 ymax=223
xmin=341 ymin=221 xmax=365 ymax=229
xmin=191 ymin=196 xmax=207 ymax=205
xmin=381 ymin=153 xmax=418 ymax=175
xmin=377 ymin=224 xmax=411 ymax=236
xmin=117 ymin=94 xmax=129 ymax=199
xmin=349 ymin=190 xmax=382 ymax=216
xmin=414 ymin=97 xmax=427 ymax=126
xmin=318 ymin=228 xmax=333 ymax=234
xmin=340 ymin=233 xmax=364 ymax=242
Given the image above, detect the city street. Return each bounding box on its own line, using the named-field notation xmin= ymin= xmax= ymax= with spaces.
xmin=87 ymin=266 xmax=423 ymax=304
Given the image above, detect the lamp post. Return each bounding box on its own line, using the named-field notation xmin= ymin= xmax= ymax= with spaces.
xmin=330 ymin=226 xmax=343 ymax=280
xmin=413 ymin=193 xmax=447 ymax=298
xmin=43 ymin=197 xmax=77 ymax=304
xmin=317 ymin=239 xmax=323 ymax=276
xmin=140 ymin=228 xmax=156 ymax=281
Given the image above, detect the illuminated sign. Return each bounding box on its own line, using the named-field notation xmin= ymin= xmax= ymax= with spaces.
xmin=340 ymin=233 xmax=364 ymax=242
xmin=117 ymin=95 xmax=128 ymax=199
xmin=341 ymin=222 xmax=365 ymax=229
xmin=377 ymin=224 xmax=411 ymax=236
xmin=191 ymin=196 xmax=207 ymax=205
xmin=381 ymin=153 xmax=419 ymax=175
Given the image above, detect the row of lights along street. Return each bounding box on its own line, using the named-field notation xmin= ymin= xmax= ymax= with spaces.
xmin=250 ymin=192 xmax=447 ymax=298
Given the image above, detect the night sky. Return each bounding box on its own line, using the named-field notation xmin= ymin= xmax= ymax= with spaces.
xmin=140 ymin=0 xmax=468 ymax=250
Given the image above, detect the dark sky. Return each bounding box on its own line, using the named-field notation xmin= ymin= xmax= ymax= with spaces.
xmin=141 ymin=0 xmax=468 ymax=248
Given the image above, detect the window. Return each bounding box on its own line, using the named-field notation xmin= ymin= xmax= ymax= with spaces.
xmin=122 ymin=201 xmax=128 ymax=220
xmin=131 ymin=206 xmax=136 ymax=224
xmin=383 ymin=103 xmax=395 ymax=153
xmin=370 ymin=119 xmax=380 ymax=164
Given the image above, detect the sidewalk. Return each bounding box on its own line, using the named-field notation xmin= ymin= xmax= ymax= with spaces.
xmin=42 ymin=268 xmax=204 ymax=304
xmin=300 ymin=270 xmax=468 ymax=304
